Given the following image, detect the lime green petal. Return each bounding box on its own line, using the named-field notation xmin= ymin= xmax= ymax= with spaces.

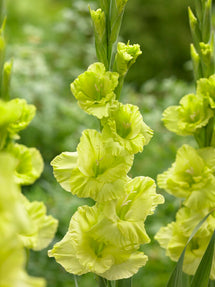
xmin=51 ymin=151 xmax=78 ymax=191
xmin=102 ymin=103 xmax=153 ymax=154
xmin=76 ymin=129 xmax=133 ymax=201
xmin=0 ymin=153 xmax=31 ymax=232
xmin=162 ymin=106 xmax=181 ymax=134
xmin=162 ymin=94 xmax=213 ymax=136
xmin=175 ymin=207 xmax=215 ymax=238
xmin=15 ymin=272 xmax=46 ymax=287
xmin=0 ymin=223 xmax=25 ymax=286
xmin=5 ymin=143 xmax=44 ymax=185
xmin=48 ymin=232 xmax=87 ymax=275
xmin=90 ymin=216 xmax=149 ymax=249
xmin=114 ymin=42 xmax=142 ymax=76
xmin=19 ymin=196 xmax=58 ymax=251
xmin=0 ymin=99 xmax=23 ymax=148
xmin=155 ymin=208 xmax=215 ymax=277
xmin=77 ymin=129 xmax=133 ymax=179
xmin=197 ymin=74 xmax=215 ymax=108
xmin=7 ymin=98 xmax=36 ymax=136
xmin=100 ymin=251 xmax=148 ymax=280
xmin=197 ymin=147 xmax=215 ymax=173
xmin=122 ymin=177 xmax=164 ymax=221
xmin=70 ymin=62 xmax=119 ymax=118
xmin=49 ymin=205 xmax=114 ymax=275
xmin=52 ymin=129 xmax=133 ymax=201
xmin=157 ymin=144 xmax=212 ymax=198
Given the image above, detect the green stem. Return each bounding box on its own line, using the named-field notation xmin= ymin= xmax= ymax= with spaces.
xmin=74 ymin=275 xmax=79 ymax=287
xmin=107 ymin=0 xmax=113 ymax=70
xmin=115 ymin=75 xmax=124 ymax=100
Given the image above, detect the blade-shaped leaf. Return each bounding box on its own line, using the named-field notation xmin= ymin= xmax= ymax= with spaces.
xmin=167 ymin=210 xmax=214 ymax=287
xmin=191 ymin=230 xmax=215 ymax=287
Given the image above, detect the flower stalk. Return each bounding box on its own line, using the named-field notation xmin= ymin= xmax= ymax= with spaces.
xmin=49 ymin=0 xmax=164 ymax=285
xmin=155 ymin=0 xmax=215 ymax=280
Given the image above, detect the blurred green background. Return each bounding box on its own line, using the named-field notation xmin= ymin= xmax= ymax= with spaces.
xmin=5 ymin=0 xmax=198 ymax=286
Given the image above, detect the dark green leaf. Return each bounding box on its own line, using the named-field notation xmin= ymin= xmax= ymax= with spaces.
xmin=191 ymin=230 xmax=215 ymax=287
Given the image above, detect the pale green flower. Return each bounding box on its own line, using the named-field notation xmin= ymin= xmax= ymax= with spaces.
xmin=0 ymin=98 xmax=35 ymax=149
xmin=113 ymin=42 xmax=142 ymax=76
xmin=5 ymin=143 xmax=44 ymax=185
xmin=92 ymin=177 xmax=164 ymax=248
xmin=6 ymin=98 xmax=35 ymax=137
xmin=0 ymin=153 xmax=45 ymax=287
xmin=19 ymin=195 xmax=58 ymax=251
xmin=0 ymin=222 xmax=46 ymax=287
xmin=162 ymin=93 xmax=213 ymax=136
xmin=102 ymin=103 xmax=153 ymax=154
xmin=197 ymin=74 xmax=215 ymax=108
xmin=51 ymin=129 xmax=133 ymax=201
xmin=70 ymin=62 xmax=119 ymax=119
xmin=157 ymin=144 xmax=213 ymax=199
xmin=48 ymin=205 xmax=147 ymax=280
xmin=0 ymin=153 xmax=30 ymax=232
xmin=155 ymin=207 xmax=215 ymax=278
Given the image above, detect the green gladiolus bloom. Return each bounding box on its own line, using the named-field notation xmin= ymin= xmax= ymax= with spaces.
xmin=113 ymin=42 xmax=142 ymax=76
xmin=48 ymin=205 xmax=148 ymax=280
xmin=162 ymin=93 xmax=213 ymax=136
xmin=19 ymin=195 xmax=58 ymax=251
xmin=184 ymin=146 xmax=215 ymax=209
xmin=155 ymin=207 xmax=215 ymax=279
xmin=102 ymin=103 xmax=153 ymax=154
xmin=0 ymin=153 xmax=31 ymax=232
xmin=197 ymin=74 xmax=215 ymax=108
xmin=51 ymin=129 xmax=133 ymax=201
xmin=70 ymin=62 xmax=119 ymax=119
xmin=0 ymin=153 xmax=46 ymax=287
xmin=5 ymin=143 xmax=44 ymax=185
xmin=91 ymin=176 xmax=164 ymax=248
xmin=6 ymin=98 xmax=36 ymax=137
xmin=0 ymin=98 xmax=35 ymax=149
xmin=0 ymin=222 xmax=46 ymax=287
xmin=157 ymin=144 xmax=213 ymax=199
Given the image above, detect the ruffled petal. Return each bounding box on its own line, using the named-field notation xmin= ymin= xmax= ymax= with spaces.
xmin=5 ymin=143 xmax=44 ymax=185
